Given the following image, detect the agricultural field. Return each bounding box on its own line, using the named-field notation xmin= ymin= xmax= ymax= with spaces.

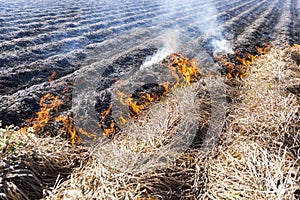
xmin=0 ymin=0 xmax=299 ymax=199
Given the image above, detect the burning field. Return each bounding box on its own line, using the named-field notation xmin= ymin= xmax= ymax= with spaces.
xmin=0 ymin=0 xmax=300 ymax=199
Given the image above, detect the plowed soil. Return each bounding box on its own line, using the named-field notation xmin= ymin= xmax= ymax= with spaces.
xmin=0 ymin=0 xmax=299 ymax=126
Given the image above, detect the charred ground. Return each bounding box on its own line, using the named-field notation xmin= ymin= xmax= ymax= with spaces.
xmin=0 ymin=0 xmax=299 ymax=127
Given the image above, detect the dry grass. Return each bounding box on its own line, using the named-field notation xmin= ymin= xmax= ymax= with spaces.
xmin=93 ymin=81 xmax=208 ymax=172
xmin=45 ymin=151 xmax=203 ymax=200
xmin=202 ymin=46 xmax=300 ymax=199
xmin=1 ymin=46 xmax=299 ymax=200
xmin=202 ymin=141 xmax=299 ymax=199
xmin=0 ymin=131 xmax=88 ymax=200
xmin=45 ymin=80 xmax=211 ymax=200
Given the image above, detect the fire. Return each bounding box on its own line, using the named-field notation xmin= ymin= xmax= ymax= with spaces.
xmin=119 ymin=112 xmax=128 ymax=124
xmin=116 ymin=83 xmax=169 ymax=118
xmin=78 ymin=128 xmax=97 ymax=139
xmin=127 ymin=96 xmax=147 ymax=116
xmin=55 ymin=115 xmax=81 ymax=144
xmin=248 ymin=54 xmax=256 ymax=62
xmin=48 ymin=71 xmax=57 ymax=82
xmin=169 ymin=53 xmax=201 ymax=85
xmin=21 ymin=53 xmax=202 ymax=140
xmin=220 ymin=53 xmax=252 ymax=79
xmin=237 ymin=56 xmax=251 ymax=67
xmin=218 ymin=43 xmax=271 ymax=79
xmin=101 ymin=105 xmax=112 ymax=119
xmin=255 ymin=43 xmax=271 ymax=55
xmin=103 ymin=121 xmax=115 ymax=136
xmin=98 ymin=53 xmax=201 ymax=137
xmin=21 ymin=93 xmax=63 ymax=134
xmin=21 ymin=93 xmax=81 ymax=144
xmin=98 ymin=104 xmax=116 ymax=135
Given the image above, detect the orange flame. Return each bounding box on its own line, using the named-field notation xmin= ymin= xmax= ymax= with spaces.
xmin=119 ymin=112 xmax=128 ymax=124
xmin=55 ymin=115 xmax=81 ymax=144
xmin=21 ymin=94 xmax=63 ymax=134
xmin=100 ymin=53 xmax=201 ymax=137
xmin=21 ymin=93 xmax=81 ymax=144
xmin=103 ymin=121 xmax=115 ymax=136
xmin=78 ymin=128 xmax=97 ymax=139
xmin=169 ymin=53 xmax=201 ymax=85
xmin=255 ymin=43 xmax=271 ymax=55
xmin=98 ymin=104 xmax=118 ymax=136
xmin=127 ymin=96 xmax=147 ymax=116
xmin=101 ymin=105 xmax=112 ymax=119
xmin=218 ymin=44 xmax=271 ymax=79
xmin=248 ymin=54 xmax=256 ymax=62
xmin=116 ymin=82 xmax=170 ymax=120
xmin=237 ymin=56 xmax=251 ymax=67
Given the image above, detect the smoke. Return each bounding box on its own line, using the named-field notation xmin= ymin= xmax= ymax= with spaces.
xmin=211 ymin=38 xmax=233 ymax=55
xmin=141 ymin=0 xmax=233 ymax=69
xmin=197 ymin=1 xmax=233 ymax=55
xmin=141 ymin=29 xmax=180 ymax=69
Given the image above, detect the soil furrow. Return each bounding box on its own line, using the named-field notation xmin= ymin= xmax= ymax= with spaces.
xmin=223 ymin=0 xmax=270 ymax=42
xmin=0 ymin=0 xmax=299 ymax=129
xmin=291 ymin=0 xmax=300 ymax=43
xmin=272 ymin=0 xmax=294 ymax=46
xmin=0 ymin=0 xmax=252 ymax=96
xmin=0 ymin=0 xmax=207 ymax=70
xmin=236 ymin=0 xmax=282 ymax=47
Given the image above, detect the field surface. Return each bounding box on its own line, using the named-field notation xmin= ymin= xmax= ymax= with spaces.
xmin=0 ymin=0 xmax=299 ymax=126
xmin=0 ymin=1 xmax=300 ymax=199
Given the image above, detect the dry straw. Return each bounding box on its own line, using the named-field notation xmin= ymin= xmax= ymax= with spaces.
xmin=0 ymin=133 xmax=88 ymax=200
xmin=1 ymin=46 xmax=299 ymax=199
xmin=202 ymin=46 xmax=300 ymax=199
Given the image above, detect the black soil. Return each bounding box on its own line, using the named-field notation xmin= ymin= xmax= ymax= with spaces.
xmin=0 ymin=0 xmax=299 ymax=127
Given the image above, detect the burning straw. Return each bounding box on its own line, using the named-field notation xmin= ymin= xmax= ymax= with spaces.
xmin=202 ymin=46 xmax=300 ymax=199
xmin=98 ymin=52 xmax=202 ymax=137
xmin=45 ymin=78 xmax=211 ymax=199
xmin=216 ymin=43 xmax=271 ymax=79
xmin=4 ymin=44 xmax=299 ymax=199
xmin=21 ymin=93 xmax=81 ymax=144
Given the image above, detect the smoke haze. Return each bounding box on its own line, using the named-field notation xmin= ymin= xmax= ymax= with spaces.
xmin=142 ymin=0 xmax=233 ymax=68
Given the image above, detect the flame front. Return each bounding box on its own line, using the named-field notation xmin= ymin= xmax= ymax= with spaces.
xmin=255 ymin=43 xmax=271 ymax=55
xmin=103 ymin=121 xmax=115 ymax=136
xmin=116 ymin=83 xmax=168 ymax=119
xmin=21 ymin=93 xmax=81 ymax=144
xmin=20 ymin=45 xmax=272 ymax=140
xmin=99 ymin=53 xmax=201 ymax=136
xmin=20 ymin=53 xmax=202 ymax=140
xmin=217 ymin=44 xmax=271 ymax=79
xmin=21 ymin=93 xmax=63 ymax=134
xmin=48 ymin=71 xmax=57 ymax=82
xmin=169 ymin=53 xmax=201 ymax=85
xmin=55 ymin=115 xmax=81 ymax=144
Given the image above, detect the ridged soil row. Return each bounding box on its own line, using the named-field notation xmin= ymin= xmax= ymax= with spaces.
xmin=221 ymin=0 xmax=270 ymax=40
xmin=0 ymin=0 xmax=256 ymax=96
xmin=185 ymin=0 xmax=266 ymax=55
xmin=272 ymin=0 xmax=294 ymax=46
xmin=0 ymin=0 xmax=298 ymax=127
xmin=236 ymin=0 xmax=283 ymax=47
xmin=0 ymin=0 xmax=212 ymax=95
xmin=0 ymin=0 xmax=247 ymax=127
xmin=0 ymin=2 xmax=159 ymax=55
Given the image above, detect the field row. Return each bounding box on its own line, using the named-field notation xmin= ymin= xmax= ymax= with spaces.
xmin=0 ymin=0 xmax=299 ymax=127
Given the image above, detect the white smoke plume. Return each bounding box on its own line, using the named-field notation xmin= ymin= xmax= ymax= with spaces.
xmin=211 ymin=38 xmax=233 ymax=55
xmin=198 ymin=2 xmax=233 ymax=55
xmin=141 ymin=29 xmax=180 ymax=69
xmin=142 ymin=0 xmax=233 ymax=69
